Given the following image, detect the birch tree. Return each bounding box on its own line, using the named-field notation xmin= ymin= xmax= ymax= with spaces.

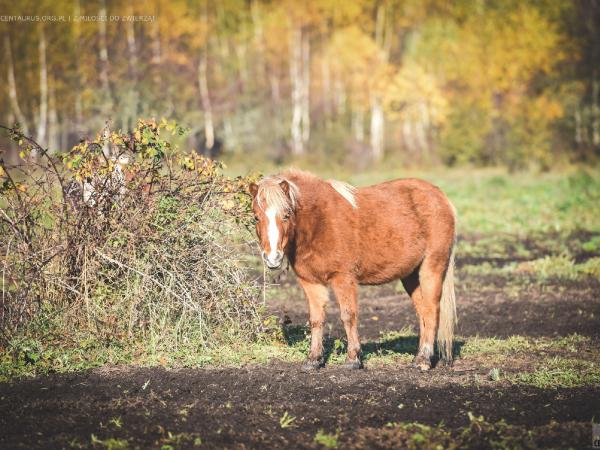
xmin=37 ymin=25 xmax=48 ymax=147
xmin=4 ymin=34 xmax=29 ymax=135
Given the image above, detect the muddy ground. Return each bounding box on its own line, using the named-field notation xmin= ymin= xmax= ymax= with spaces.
xmin=1 ymin=239 xmax=599 ymax=449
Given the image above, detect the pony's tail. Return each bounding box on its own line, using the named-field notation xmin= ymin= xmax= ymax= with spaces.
xmin=437 ymin=240 xmax=457 ymax=364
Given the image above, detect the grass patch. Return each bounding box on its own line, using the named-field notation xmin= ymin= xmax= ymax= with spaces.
xmin=460 ymin=256 xmax=600 ymax=283
xmin=314 ymin=430 xmax=340 ymax=448
xmin=460 ymin=335 xmax=533 ymax=357
xmin=345 ymin=168 xmax=600 ymax=235
xmin=513 ymin=357 xmax=600 ymax=388
xmin=461 ymin=334 xmax=594 ymax=357
xmin=0 ymin=331 xmax=310 ymax=381
xmin=355 ymin=416 xmax=591 ymax=449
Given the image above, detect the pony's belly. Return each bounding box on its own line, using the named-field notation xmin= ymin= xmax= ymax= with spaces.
xmin=356 ymin=254 xmax=422 ymax=285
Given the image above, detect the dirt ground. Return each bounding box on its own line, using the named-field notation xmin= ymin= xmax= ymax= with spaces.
xmin=0 ymin=363 xmax=597 ymax=449
xmin=1 ymin=240 xmax=599 ymax=449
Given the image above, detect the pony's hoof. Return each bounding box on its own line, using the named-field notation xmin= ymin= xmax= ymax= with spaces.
xmin=301 ymin=359 xmax=322 ymax=371
xmin=342 ymin=359 xmax=363 ymax=370
xmin=411 ymin=355 xmax=432 ymax=371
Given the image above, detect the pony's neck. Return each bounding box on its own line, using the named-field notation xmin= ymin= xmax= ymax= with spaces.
xmin=286 ymin=182 xmax=324 ymax=264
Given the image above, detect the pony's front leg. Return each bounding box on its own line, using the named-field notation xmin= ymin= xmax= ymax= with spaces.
xmin=331 ymin=274 xmax=362 ymax=369
xmin=298 ymin=278 xmax=329 ymax=371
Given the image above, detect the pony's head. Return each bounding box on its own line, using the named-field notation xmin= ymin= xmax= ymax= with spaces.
xmin=249 ymin=176 xmax=299 ymax=269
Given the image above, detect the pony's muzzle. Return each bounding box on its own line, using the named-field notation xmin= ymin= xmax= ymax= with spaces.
xmin=262 ymin=250 xmax=283 ymax=269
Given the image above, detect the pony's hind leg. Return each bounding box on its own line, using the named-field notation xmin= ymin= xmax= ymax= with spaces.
xmin=297 ymin=278 xmax=329 ymax=370
xmin=331 ymin=274 xmax=362 ymax=369
xmin=402 ymin=262 xmax=443 ymax=371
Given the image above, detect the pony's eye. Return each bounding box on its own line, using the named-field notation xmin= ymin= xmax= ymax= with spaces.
xmin=254 ymin=215 xmax=259 ymax=222
xmin=282 ymin=214 xmax=290 ymax=222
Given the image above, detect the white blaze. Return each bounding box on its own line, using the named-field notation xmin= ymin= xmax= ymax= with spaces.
xmin=266 ymin=206 xmax=280 ymax=262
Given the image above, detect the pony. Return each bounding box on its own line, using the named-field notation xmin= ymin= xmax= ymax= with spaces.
xmin=249 ymin=169 xmax=457 ymax=371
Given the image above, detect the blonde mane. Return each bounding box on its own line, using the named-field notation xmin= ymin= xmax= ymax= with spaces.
xmin=256 ymin=175 xmax=300 ymax=215
xmin=257 ymin=169 xmax=358 ymax=213
xmin=327 ymin=179 xmax=358 ymax=208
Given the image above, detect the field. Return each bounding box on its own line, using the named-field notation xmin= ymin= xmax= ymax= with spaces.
xmin=1 ymin=168 xmax=599 ymax=449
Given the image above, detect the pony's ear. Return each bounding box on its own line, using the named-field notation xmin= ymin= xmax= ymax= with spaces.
xmin=249 ymin=183 xmax=258 ymax=198
xmin=279 ymin=180 xmax=290 ymax=196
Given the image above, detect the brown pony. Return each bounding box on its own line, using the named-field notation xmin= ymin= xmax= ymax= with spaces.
xmin=250 ymin=169 xmax=457 ymax=371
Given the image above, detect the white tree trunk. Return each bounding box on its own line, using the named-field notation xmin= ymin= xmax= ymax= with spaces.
xmin=198 ymin=4 xmax=214 ymax=154
xmin=126 ymin=6 xmax=139 ymax=131
xmin=74 ymin=0 xmax=83 ymax=137
xmin=4 ymin=35 xmax=29 ymax=135
xmin=575 ymin=106 xmax=582 ymax=144
xmin=352 ymin=109 xmax=364 ymax=142
xmin=321 ymin=40 xmax=331 ymax=118
xmin=224 ymin=116 xmax=236 ymax=151
xmin=415 ymin=101 xmax=430 ymax=157
xmin=152 ymin=2 xmax=161 ymax=65
xmin=48 ymin=82 xmax=59 ymax=151
xmin=375 ymin=3 xmax=385 ymax=48
xmin=402 ymin=120 xmax=416 ymax=154
xmin=370 ymin=95 xmax=384 ymax=161
xmin=270 ymin=74 xmax=280 ymax=104
xmin=251 ymin=0 xmax=266 ymax=85
xmin=99 ymin=0 xmax=112 ymax=111
xmin=301 ymin=31 xmax=310 ymax=144
xmin=334 ymin=77 xmax=346 ymax=115
xmin=592 ymin=70 xmax=599 ymax=146
xmin=198 ymin=52 xmax=214 ymax=153
xmin=37 ymin=26 xmax=48 ymax=146
xmin=235 ymin=42 xmax=249 ymax=87
xmin=290 ymin=27 xmax=303 ymax=155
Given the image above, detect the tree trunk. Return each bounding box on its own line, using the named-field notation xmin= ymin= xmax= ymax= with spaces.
xmin=352 ymin=109 xmax=364 ymax=142
xmin=301 ymin=31 xmax=310 ymax=144
xmin=198 ymin=52 xmax=214 ymax=154
xmin=402 ymin=120 xmax=416 ymax=154
xmin=370 ymin=2 xmax=391 ymax=162
xmin=416 ymin=101 xmax=431 ymax=160
xmin=270 ymin=74 xmax=281 ymax=104
xmin=224 ymin=116 xmax=236 ymax=151
xmin=4 ymin=35 xmax=29 ymax=135
xmin=251 ymin=0 xmax=266 ymax=87
xmin=152 ymin=1 xmax=161 ymax=65
xmin=99 ymin=0 xmax=112 ymax=112
xmin=126 ymin=5 xmax=139 ymax=131
xmin=321 ymin=34 xmax=332 ymax=120
xmin=575 ymin=106 xmax=582 ymax=145
xmin=37 ymin=26 xmax=48 ymax=147
xmin=290 ymin=26 xmax=304 ymax=155
xmin=48 ymin=82 xmax=59 ymax=151
xmin=73 ymin=0 xmax=83 ymax=138
xmin=235 ymin=42 xmax=249 ymax=88
xmin=592 ymin=70 xmax=599 ymax=146
xmin=334 ymin=77 xmax=346 ymax=116
xmin=370 ymin=95 xmax=384 ymax=162
xmin=375 ymin=3 xmax=385 ymax=48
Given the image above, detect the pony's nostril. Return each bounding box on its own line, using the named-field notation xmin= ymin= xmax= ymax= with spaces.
xmin=261 ymin=251 xmax=268 ymax=261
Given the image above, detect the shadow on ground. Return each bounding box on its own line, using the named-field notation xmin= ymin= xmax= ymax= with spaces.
xmin=283 ymin=323 xmax=465 ymax=366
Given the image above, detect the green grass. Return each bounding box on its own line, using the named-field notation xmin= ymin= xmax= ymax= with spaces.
xmin=314 ymin=429 xmax=340 ymax=448
xmin=345 ymin=168 xmax=600 ymax=235
xmin=461 ymin=333 xmax=594 ymax=357
xmin=514 ymin=357 xmax=600 ymax=388
xmin=460 ymin=256 xmax=600 ymax=283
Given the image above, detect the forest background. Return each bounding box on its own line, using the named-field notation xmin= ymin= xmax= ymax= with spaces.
xmin=0 ymin=0 xmax=598 ymax=172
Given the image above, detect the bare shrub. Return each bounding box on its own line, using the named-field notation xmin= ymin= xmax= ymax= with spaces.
xmin=0 ymin=120 xmax=262 ymax=353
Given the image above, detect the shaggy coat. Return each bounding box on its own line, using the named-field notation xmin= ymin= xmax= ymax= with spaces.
xmin=250 ymin=170 xmax=456 ymax=370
